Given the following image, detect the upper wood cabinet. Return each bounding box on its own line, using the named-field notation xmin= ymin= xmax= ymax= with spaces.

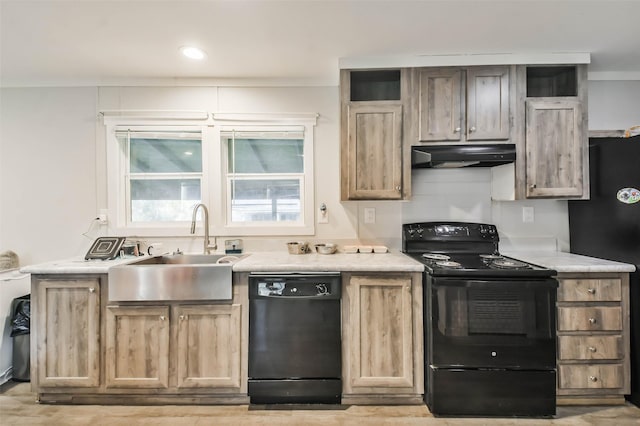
xmin=33 ymin=276 xmax=101 ymax=388
xmin=417 ymin=66 xmax=510 ymax=143
xmin=345 ymin=102 xmax=403 ymax=200
xmin=525 ymin=98 xmax=585 ymax=198
xmin=492 ymin=64 xmax=589 ymax=200
xmin=340 ymin=69 xmax=415 ymax=200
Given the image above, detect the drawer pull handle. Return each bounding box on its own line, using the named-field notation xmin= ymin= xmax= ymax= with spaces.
xmin=588 ymin=318 xmax=597 ymax=324
xmin=588 ymin=346 xmax=597 ymax=353
xmin=587 ymin=288 xmax=596 ymax=295
xmin=589 ymin=375 xmax=598 ymax=382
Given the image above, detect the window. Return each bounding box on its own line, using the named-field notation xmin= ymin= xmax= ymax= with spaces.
xmin=104 ymin=112 xmax=316 ymax=236
xmin=121 ymin=130 xmax=203 ymax=223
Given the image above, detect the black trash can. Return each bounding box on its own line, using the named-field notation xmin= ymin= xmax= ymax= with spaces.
xmin=10 ymin=294 xmax=30 ymax=382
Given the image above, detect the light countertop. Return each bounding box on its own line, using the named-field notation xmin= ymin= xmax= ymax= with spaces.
xmin=503 ymin=251 xmax=637 ymax=273
xmin=231 ymin=251 xmax=424 ymax=273
xmin=20 ymin=256 xmax=144 ymax=274
xmin=20 ymin=250 xmax=636 ymax=275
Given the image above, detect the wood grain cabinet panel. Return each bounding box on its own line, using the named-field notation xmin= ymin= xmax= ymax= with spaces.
xmin=176 ymin=304 xmax=241 ymax=389
xmin=35 ymin=278 xmax=101 ymax=388
xmin=558 ymin=336 xmax=623 ymax=361
xmin=559 ymin=365 xmax=625 ymax=390
xmin=556 ymin=273 xmax=630 ymax=404
xmin=105 ymin=306 xmax=170 ymax=389
xmin=558 ymin=279 xmax=621 ymax=302
xmin=343 ymin=274 xmax=417 ymax=393
xmin=525 ymin=98 xmax=584 ymax=198
xmin=345 ymin=102 xmax=403 ymax=200
xmin=418 ymin=66 xmax=510 ymax=143
xmin=557 ymin=306 xmax=622 ymax=332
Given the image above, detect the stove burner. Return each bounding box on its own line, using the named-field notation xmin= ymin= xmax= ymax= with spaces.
xmin=479 ymin=254 xmax=503 ymax=260
xmin=422 ymin=253 xmax=450 ymax=261
xmin=435 ymin=260 xmax=462 ymax=268
xmin=491 ymin=259 xmax=531 ymax=269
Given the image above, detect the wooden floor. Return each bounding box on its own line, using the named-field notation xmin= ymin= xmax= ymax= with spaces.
xmin=2 ymin=382 xmax=639 ymax=425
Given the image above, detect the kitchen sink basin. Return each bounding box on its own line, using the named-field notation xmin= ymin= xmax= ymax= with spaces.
xmin=108 ymin=254 xmax=246 ymax=302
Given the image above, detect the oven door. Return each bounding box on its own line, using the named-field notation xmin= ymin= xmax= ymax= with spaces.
xmin=426 ymin=275 xmax=557 ymax=369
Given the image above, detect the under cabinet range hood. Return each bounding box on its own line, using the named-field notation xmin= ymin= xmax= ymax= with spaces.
xmin=411 ymin=144 xmax=516 ymax=168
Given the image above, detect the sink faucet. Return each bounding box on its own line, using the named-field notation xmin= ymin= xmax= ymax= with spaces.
xmin=190 ymin=203 xmax=217 ymax=254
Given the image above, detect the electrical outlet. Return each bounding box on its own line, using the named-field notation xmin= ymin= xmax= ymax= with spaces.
xmin=98 ymin=209 xmax=108 ymax=224
xmin=364 ymin=207 xmax=376 ymax=224
xmin=318 ymin=208 xmax=329 ymax=224
xmin=522 ymin=206 xmax=534 ymax=223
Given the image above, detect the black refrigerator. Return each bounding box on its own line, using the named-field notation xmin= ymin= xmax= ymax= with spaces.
xmin=568 ymin=135 xmax=640 ymax=407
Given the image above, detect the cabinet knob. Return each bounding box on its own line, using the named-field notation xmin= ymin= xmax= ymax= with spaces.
xmin=587 ymin=288 xmax=596 ymax=295
xmin=588 ymin=317 xmax=597 ymax=324
xmin=469 ymin=126 xmax=476 ymax=133
xmin=88 ymin=287 xmax=95 ymax=293
xmin=589 ymin=375 xmax=598 ymax=382
xmin=454 ymin=127 xmax=461 ymax=133
xmin=179 ymin=315 xmax=186 ymax=321
xmin=588 ymin=346 xmax=597 ymax=353
xmin=530 ymin=184 xmax=537 ymax=189
xmin=160 ymin=315 xmax=166 ymax=321
xmin=396 ymin=186 xmax=401 ymax=191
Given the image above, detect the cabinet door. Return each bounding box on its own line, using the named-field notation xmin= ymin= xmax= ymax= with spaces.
xmin=35 ymin=278 xmax=100 ymax=387
xmin=105 ymin=305 xmax=170 ymax=388
xmin=346 ymin=102 xmax=403 ymax=200
xmin=344 ymin=274 xmax=414 ymax=391
xmin=466 ymin=66 xmax=510 ymax=140
xmin=525 ymin=99 xmax=584 ymax=197
xmin=176 ymin=304 xmax=241 ymax=390
xmin=418 ymin=68 xmax=463 ymax=141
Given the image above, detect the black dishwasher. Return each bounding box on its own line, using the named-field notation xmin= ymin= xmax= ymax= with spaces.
xmin=248 ymin=273 xmax=341 ymax=404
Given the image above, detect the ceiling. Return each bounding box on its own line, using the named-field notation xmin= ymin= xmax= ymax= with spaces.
xmin=1 ymin=0 xmax=640 ymax=87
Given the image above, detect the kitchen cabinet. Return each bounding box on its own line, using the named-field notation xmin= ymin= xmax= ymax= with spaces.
xmin=32 ymin=271 xmax=249 ymax=404
xmin=33 ymin=275 xmax=101 ymax=388
xmin=340 ymin=69 xmax=415 ymax=200
xmin=524 ymin=98 xmax=585 ymax=197
xmin=341 ymin=272 xmax=423 ymax=404
xmin=105 ymin=305 xmax=170 ymax=388
xmin=417 ymin=66 xmax=511 ymax=143
xmin=556 ymin=273 xmax=630 ymax=404
xmin=492 ymin=64 xmax=589 ymax=200
xmin=105 ymin=303 xmax=241 ymax=390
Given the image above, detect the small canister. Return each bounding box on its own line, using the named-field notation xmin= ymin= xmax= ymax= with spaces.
xmin=287 ymin=241 xmax=308 ymax=254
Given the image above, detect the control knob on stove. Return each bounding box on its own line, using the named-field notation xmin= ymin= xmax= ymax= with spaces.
xmin=407 ymin=228 xmax=415 ymax=236
xmin=416 ymin=226 xmax=424 ymax=237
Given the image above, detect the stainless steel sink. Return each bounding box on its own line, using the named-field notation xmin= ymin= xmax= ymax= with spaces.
xmin=108 ymin=254 xmax=245 ymax=302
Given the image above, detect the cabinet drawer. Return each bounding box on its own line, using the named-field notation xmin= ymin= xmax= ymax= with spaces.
xmin=557 ymin=307 xmax=621 ymax=331
xmin=558 ymin=335 xmax=623 ymax=361
xmin=558 ymin=279 xmax=621 ymax=302
xmin=558 ymin=364 xmax=624 ymax=389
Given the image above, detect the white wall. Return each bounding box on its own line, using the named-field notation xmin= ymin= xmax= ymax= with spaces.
xmin=1 ymin=80 xmax=638 ymax=265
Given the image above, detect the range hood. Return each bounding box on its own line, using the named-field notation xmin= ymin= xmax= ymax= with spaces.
xmin=411 ymin=144 xmax=516 ymax=168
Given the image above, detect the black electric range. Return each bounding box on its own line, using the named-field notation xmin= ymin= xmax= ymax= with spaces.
xmin=403 ymin=222 xmax=558 ymax=417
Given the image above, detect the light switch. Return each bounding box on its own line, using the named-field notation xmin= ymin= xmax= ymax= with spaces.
xmin=364 ymin=207 xmax=376 ymax=224
xmin=522 ymin=206 xmax=534 ymax=223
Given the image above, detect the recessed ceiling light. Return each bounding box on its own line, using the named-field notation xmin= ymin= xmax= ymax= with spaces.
xmin=180 ymin=46 xmax=206 ymax=60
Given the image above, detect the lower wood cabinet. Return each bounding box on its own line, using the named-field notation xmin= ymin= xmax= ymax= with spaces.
xmin=106 ymin=303 xmax=242 ymax=391
xmin=32 ymin=272 xmax=248 ymax=404
xmin=33 ymin=275 xmax=102 ymax=388
xmin=341 ymin=272 xmax=423 ymax=404
xmin=556 ymin=273 xmax=630 ymax=405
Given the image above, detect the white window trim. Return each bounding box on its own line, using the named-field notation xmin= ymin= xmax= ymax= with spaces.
xmin=211 ymin=114 xmax=317 ymax=237
xmin=104 ymin=115 xmax=213 ymax=237
xmin=103 ymin=112 xmax=317 ymax=237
